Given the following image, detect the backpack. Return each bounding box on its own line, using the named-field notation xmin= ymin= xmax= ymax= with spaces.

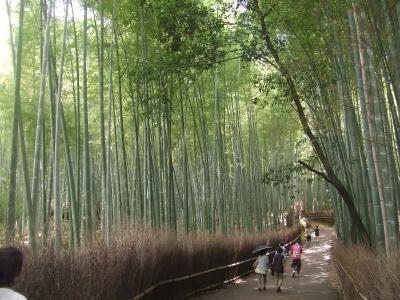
xmin=292 ymin=244 xmax=302 ymax=258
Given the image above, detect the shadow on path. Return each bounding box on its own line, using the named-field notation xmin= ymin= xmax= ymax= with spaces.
xmin=192 ymin=227 xmax=340 ymax=300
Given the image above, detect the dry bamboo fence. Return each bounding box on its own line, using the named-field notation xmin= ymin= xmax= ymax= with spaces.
xmin=302 ymin=211 xmax=335 ymax=222
xmin=132 ymin=232 xmax=303 ymax=300
xmin=334 ymin=259 xmax=368 ymax=300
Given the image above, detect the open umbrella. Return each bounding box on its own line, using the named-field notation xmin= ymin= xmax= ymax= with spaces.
xmin=252 ymin=245 xmax=272 ymax=255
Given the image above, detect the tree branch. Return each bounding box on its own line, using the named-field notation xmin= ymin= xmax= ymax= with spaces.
xmin=250 ymin=0 xmax=371 ymax=246
xmin=298 ymin=160 xmax=332 ymax=184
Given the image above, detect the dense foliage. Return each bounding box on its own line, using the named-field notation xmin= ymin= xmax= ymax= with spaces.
xmin=0 ymin=0 xmax=399 ymax=256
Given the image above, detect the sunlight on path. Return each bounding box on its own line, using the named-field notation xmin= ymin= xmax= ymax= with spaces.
xmin=192 ymin=227 xmax=340 ymax=300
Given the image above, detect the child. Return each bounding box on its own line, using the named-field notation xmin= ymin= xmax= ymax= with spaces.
xmin=271 ymin=247 xmax=285 ymax=292
xmin=290 ymin=240 xmax=302 ymax=277
xmin=314 ymin=225 xmax=320 ymax=243
xmin=306 ymin=226 xmax=312 ymax=247
xmin=0 ymin=247 xmax=27 ymax=300
xmin=253 ymin=250 xmax=269 ymax=291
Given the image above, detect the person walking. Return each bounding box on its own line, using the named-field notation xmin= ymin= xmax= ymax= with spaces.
xmin=306 ymin=226 xmax=312 ymax=247
xmin=290 ymin=240 xmax=302 ymax=277
xmin=314 ymin=225 xmax=320 ymax=243
xmin=271 ymin=247 xmax=285 ymax=292
xmin=279 ymin=242 xmax=289 ymax=256
xmin=0 ymin=247 xmax=27 ymax=300
xmin=253 ymin=250 xmax=269 ymax=291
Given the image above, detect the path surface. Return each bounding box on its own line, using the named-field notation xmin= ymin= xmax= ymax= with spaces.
xmin=193 ymin=227 xmax=340 ymax=300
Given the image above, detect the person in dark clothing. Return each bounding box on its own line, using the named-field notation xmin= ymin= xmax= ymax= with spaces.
xmin=314 ymin=225 xmax=320 ymax=243
xmin=271 ymin=247 xmax=285 ymax=292
xmin=279 ymin=243 xmax=289 ymax=256
xmin=305 ymin=226 xmax=312 ymax=247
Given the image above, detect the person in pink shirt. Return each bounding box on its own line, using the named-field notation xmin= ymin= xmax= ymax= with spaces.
xmin=290 ymin=240 xmax=302 ymax=277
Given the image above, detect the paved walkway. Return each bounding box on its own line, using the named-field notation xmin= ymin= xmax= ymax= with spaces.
xmin=193 ymin=227 xmax=340 ymax=300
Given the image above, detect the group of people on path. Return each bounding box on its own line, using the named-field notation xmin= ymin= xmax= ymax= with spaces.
xmin=253 ymin=225 xmax=320 ymax=293
xmin=306 ymin=225 xmax=319 ymax=247
xmin=0 ymin=225 xmax=321 ymax=299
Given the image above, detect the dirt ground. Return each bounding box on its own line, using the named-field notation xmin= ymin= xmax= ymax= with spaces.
xmin=192 ymin=227 xmax=341 ymax=300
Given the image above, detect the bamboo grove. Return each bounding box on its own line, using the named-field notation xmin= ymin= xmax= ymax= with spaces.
xmin=0 ymin=0 xmax=399 ymax=255
xmin=0 ymin=0 xmax=328 ymax=253
xmin=239 ymin=0 xmax=400 ymax=253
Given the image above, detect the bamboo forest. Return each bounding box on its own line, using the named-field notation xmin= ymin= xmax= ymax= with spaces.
xmin=0 ymin=0 xmax=398 ymax=299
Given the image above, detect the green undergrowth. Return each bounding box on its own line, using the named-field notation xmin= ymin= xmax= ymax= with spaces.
xmin=13 ymin=225 xmax=301 ymax=300
xmin=333 ymin=243 xmax=400 ymax=300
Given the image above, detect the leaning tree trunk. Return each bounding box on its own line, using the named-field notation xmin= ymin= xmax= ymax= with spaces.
xmin=252 ymin=0 xmax=370 ymax=245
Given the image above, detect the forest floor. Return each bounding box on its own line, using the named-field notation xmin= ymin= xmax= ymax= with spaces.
xmin=192 ymin=227 xmax=341 ymax=300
